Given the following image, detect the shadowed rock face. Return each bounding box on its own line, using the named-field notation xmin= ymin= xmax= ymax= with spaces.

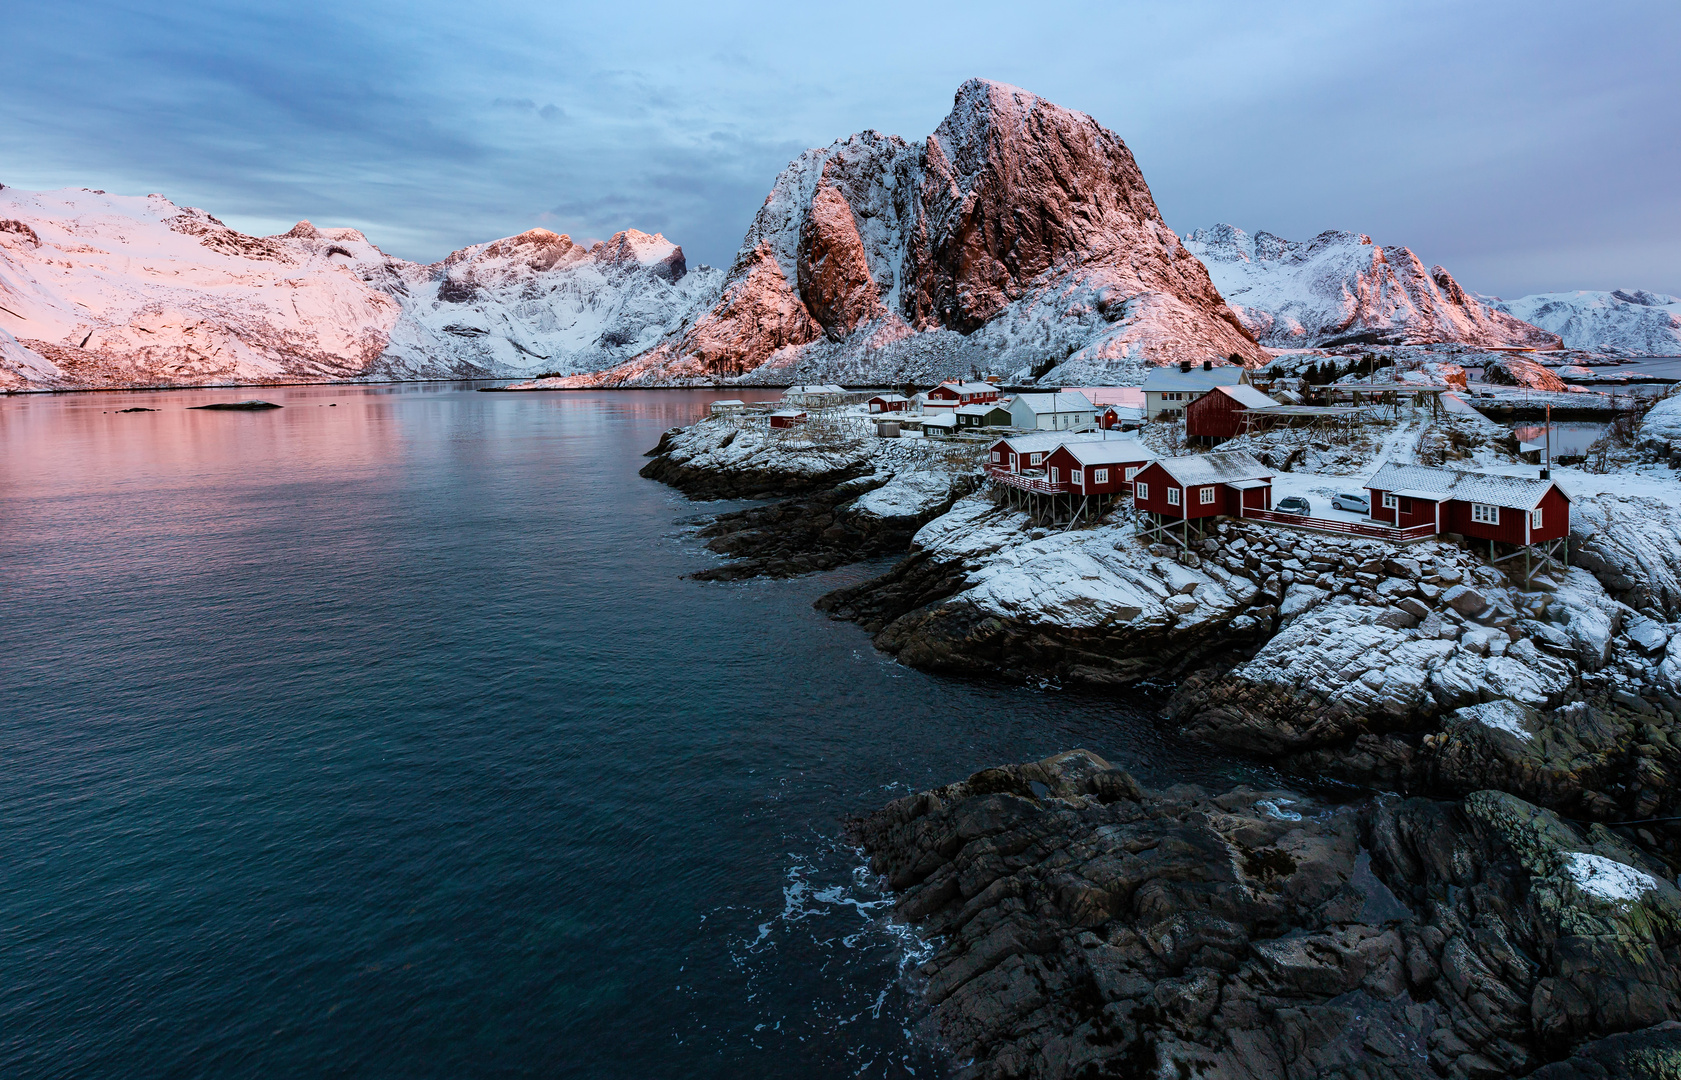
xmin=856 ymin=751 xmax=1681 ymax=1080
xmin=585 ymin=79 xmax=1266 ymax=386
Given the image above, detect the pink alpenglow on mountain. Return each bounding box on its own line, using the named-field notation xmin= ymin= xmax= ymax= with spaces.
xmin=0 ymin=189 xmax=401 ymax=390
xmin=0 ymin=188 xmax=720 ymax=390
xmin=1183 ymin=224 xmax=1561 ymax=351
xmin=570 ymin=79 xmax=1267 ymax=388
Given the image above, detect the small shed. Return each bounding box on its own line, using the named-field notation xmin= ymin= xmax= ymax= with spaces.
xmin=709 ymin=399 xmax=748 ymax=416
xmin=867 ymin=393 xmax=909 ymax=413
xmin=769 ymin=409 xmax=808 ymax=429
xmin=1185 ymin=384 xmax=1279 ymax=443
xmin=955 ymin=402 xmax=1013 ymax=428
xmin=920 ymin=413 xmax=959 ymax=436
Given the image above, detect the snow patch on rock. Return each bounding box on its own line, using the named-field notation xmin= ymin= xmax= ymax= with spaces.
xmin=1564 ymin=852 xmax=1659 ymax=904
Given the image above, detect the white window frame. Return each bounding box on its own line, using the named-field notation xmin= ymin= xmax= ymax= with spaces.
xmin=1200 ymin=486 xmax=1216 ymax=505
xmin=1531 ymin=507 xmax=1543 ymax=528
xmin=1094 ymin=468 xmax=1109 ymax=485
xmin=1124 ymin=466 xmax=1138 ymax=480
xmin=1381 ymin=492 xmax=1398 ymax=509
xmin=991 ymin=451 xmax=1000 ymax=462
xmin=1471 ymin=503 xmax=1499 ymax=525
xmin=1136 ymin=481 xmax=1149 ymax=500
xmin=1050 ymin=467 xmax=1060 ymax=484
xmin=1167 ymin=487 xmax=1181 ymax=506
xmin=1030 ymin=453 xmax=1043 ymax=465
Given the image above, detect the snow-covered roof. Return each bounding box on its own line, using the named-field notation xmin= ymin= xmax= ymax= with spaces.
xmin=955 ymin=402 xmax=1009 ymax=416
xmin=1365 ymin=462 xmax=1563 ymax=510
xmin=937 ymin=380 xmax=999 ymax=394
xmin=1013 ymin=391 xmax=1095 ymax=414
xmin=996 ymin=432 xmax=1103 ymax=454
xmin=1149 ymin=451 xmax=1271 ymax=486
xmin=1141 ymin=365 xmax=1245 ymax=392
xmin=868 ymin=393 xmax=909 ymax=402
xmin=710 ymin=399 xmax=746 ymax=406
xmin=922 ymin=413 xmax=958 ymax=428
xmin=1059 ymin=439 xmax=1153 ymax=465
xmin=1207 ymin=384 xmax=1279 ymax=410
xmin=769 ymin=409 xmax=807 ymax=417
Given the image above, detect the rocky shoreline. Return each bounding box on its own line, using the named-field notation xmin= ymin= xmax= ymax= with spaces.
xmin=645 ymin=409 xmax=1681 ymax=1075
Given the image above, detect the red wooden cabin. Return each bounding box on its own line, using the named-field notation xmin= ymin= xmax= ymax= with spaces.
xmin=867 ymin=394 xmax=909 ymax=413
xmin=987 ymin=433 xmax=1069 ymax=476
xmin=1365 ymin=463 xmax=1570 ymax=545
xmin=1045 ymin=439 xmax=1154 ymax=495
xmin=924 ymin=380 xmax=1001 ymax=410
xmin=769 ymin=410 xmax=807 ymax=429
xmin=1133 ymin=452 xmax=1274 ymax=520
xmin=1185 ymin=384 xmax=1280 ymax=443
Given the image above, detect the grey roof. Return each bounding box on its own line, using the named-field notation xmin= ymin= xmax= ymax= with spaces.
xmin=1208 ymin=384 xmax=1279 ymax=410
xmin=1151 ymin=451 xmax=1272 ymax=486
xmin=955 ymin=402 xmax=1010 ymax=416
xmin=1141 ymin=365 xmax=1246 ymax=393
xmin=1060 ymin=439 xmax=1153 ymax=466
xmin=997 ymin=432 xmax=1105 ymax=454
xmin=869 ymin=392 xmax=909 ymax=402
xmin=1012 ymin=391 xmax=1095 ymax=414
xmin=936 ymin=381 xmax=1000 ymax=394
xmin=1365 ymin=462 xmax=1562 ymax=511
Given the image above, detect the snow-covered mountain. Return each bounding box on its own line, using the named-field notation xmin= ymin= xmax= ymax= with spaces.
xmin=568 ymin=79 xmax=1267 ymax=388
xmin=1487 ymin=290 xmax=1681 ymax=355
xmin=1182 ymin=224 xmax=1560 ymax=351
xmin=0 ymin=186 xmax=716 ymax=390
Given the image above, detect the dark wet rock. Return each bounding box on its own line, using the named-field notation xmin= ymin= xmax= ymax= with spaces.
xmin=855 ymin=750 xmax=1681 ymax=1080
xmin=188 ymin=400 xmax=281 ymax=410
xmin=1526 ymin=1021 xmax=1681 ymax=1078
xmin=117 ymin=406 xmax=157 ymax=412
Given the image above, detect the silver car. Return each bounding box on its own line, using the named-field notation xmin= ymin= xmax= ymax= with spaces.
xmin=1332 ymin=492 xmax=1369 ymax=513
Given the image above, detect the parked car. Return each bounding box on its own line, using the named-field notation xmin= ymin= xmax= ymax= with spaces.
xmin=1275 ymin=496 xmax=1311 ymax=515
xmin=1332 ymin=492 xmax=1369 ymax=513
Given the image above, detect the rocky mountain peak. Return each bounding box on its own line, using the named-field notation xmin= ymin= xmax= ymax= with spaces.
xmin=596 ymin=229 xmax=686 ymax=283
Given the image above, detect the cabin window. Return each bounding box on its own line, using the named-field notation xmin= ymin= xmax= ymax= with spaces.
xmin=1030 ymin=453 xmax=1043 ymax=465
xmin=1381 ymin=493 xmax=1398 ymax=509
xmin=1168 ymin=487 xmax=1181 ymax=506
xmin=1094 ymin=468 xmax=1109 ymax=484
xmin=1472 ymin=503 xmax=1499 ymax=525
xmin=1124 ymin=466 xmax=1138 ymax=480
xmin=1072 ymin=469 xmax=1083 ymax=486
xmin=1136 ymin=482 xmax=1148 ymax=500
xmin=991 ymin=451 xmax=1000 ymax=462
xmin=1531 ymin=508 xmax=1543 ymax=528
xmin=1200 ymin=486 xmax=1216 ymax=505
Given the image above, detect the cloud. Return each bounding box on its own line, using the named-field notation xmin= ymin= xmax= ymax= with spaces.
xmin=0 ymin=0 xmax=1675 ymax=295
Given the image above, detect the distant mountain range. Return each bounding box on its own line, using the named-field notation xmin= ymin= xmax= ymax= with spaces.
xmin=2 ymin=81 xmax=1675 ymax=392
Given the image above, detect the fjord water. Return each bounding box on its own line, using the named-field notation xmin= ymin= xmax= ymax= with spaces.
xmin=1 ymin=384 xmax=1254 ymax=1079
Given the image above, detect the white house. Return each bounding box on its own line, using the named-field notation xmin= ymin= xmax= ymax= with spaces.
xmin=784 ymin=384 xmax=849 ymax=407
xmin=1007 ymin=391 xmax=1097 ymax=431
xmin=1141 ymin=361 xmax=1250 ymax=419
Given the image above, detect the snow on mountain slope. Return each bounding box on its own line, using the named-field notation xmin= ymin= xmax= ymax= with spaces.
xmin=568 ymin=79 xmax=1267 ymax=389
xmin=1488 ymin=290 xmax=1681 ymax=355
xmin=0 ymin=187 xmax=720 ymax=390
xmin=0 ymin=188 xmax=402 ymax=388
xmin=1183 ymin=224 xmax=1560 ymax=350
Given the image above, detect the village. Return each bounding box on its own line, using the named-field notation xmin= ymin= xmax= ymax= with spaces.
xmin=705 ymin=355 xmax=1599 ymax=591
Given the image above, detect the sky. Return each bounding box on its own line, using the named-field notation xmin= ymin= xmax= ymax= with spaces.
xmin=2 ymin=0 xmax=1676 ymax=298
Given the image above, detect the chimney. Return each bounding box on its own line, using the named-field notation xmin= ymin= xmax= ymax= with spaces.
xmin=1540 ymin=467 xmax=1550 ymax=479
xmin=1179 ymin=360 xmax=1192 ymax=373
xmin=1203 ymin=359 xmax=1213 ymax=371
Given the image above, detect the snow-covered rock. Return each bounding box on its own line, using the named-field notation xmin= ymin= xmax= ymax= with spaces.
xmin=1182 ymin=224 xmax=1560 ymax=350
xmin=573 ymin=79 xmax=1267 ymax=388
xmin=1639 ymin=394 xmax=1681 ymax=457
xmin=1483 ymin=356 xmax=1568 ymax=391
xmin=0 ymin=187 xmax=718 ymax=390
xmin=1570 ymin=491 xmax=1681 ymax=618
xmin=1490 ymin=290 xmax=1681 ymax=356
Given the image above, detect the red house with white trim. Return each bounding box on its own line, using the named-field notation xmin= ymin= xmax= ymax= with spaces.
xmin=1133 ymin=452 xmax=1274 ymax=521
xmin=1044 ymin=439 xmax=1154 ymax=495
xmin=1364 ymin=463 xmax=1570 ymax=545
xmin=923 ymin=380 xmax=1000 ymax=411
xmin=987 ymin=432 xmax=1070 ymax=476
xmin=867 ymin=394 xmax=909 ymax=413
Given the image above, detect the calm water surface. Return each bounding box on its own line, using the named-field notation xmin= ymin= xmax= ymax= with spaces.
xmin=0 ymin=383 xmax=1261 ymax=1079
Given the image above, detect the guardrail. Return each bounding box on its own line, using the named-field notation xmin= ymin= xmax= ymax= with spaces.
xmin=987 ymin=468 xmax=1067 ymax=495
xmin=1239 ymin=507 xmax=1438 ymax=542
